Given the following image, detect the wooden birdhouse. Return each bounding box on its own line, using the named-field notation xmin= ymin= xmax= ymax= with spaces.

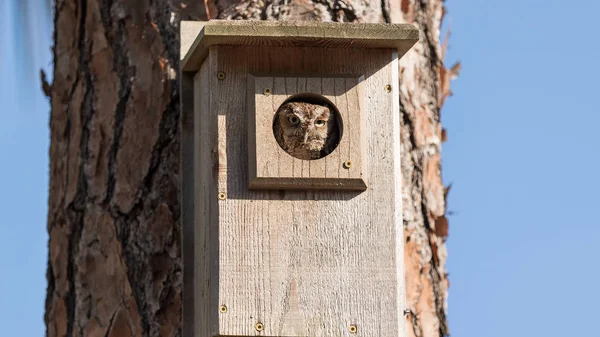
xmin=180 ymin=20 xmax=419 ymax=337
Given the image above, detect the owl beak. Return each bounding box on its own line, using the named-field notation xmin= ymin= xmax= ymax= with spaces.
xmin=303 ymin=131 xmax=309 ymax=143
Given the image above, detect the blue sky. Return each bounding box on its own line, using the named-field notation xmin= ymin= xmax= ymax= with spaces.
xmin=443 ymin=0 xmax=600 ymax=336
xmin=0 ymin=0 xmax=52 ymax=335
xmin=1 ymin=0 xmax=599 ymax=336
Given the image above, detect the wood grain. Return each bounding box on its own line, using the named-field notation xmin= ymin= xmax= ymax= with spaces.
xmin=181 ymin=71 xmax=196 ymax=337
xmin=181 ymin=20 xmax=419 ymax=71
xmin=248 ymin=75 xmax=367 ymax=191
xmin=181 ymin=21 xmax=207 ymax=67
xmin=187 ymin=45 xmax=405 ymax=336
xmin=189 ymin=49 xmax=223 ymax=337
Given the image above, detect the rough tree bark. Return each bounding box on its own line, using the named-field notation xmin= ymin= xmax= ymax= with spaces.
xmin=45 ymin=0 xmax=455 ymax=336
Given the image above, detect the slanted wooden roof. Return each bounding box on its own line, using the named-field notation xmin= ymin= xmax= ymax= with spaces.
xmin=181 ymin=20 xmax=419 ymax=71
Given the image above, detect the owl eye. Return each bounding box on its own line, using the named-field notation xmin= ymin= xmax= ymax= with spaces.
xmin=288 ymin=116 xmax=300 ymax=125
xmin=315 ymin=120 xmax=327 ymax=127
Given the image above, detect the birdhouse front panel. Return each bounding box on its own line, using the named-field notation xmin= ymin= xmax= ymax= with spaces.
xmin=248 ymin=75 xmax=367 ymax=191
xmin=198 ymin=45 xmax=403 ymax=337
xmin=181 ymin=20 xmax=419 ymax=337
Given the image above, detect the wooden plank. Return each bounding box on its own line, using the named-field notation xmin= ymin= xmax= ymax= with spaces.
xmin=206 ymin=45 xmax=402 ymax=336
xmin=193 ymin=53 xmax=220 ymax=337
xmin=305 ymin=77 xmax=326 ymax=178
xmin=333 ymin=77 xmax=349 ymax=179
xmin=182 ymin=20 xmax=419 ymax=71
xmin=246 ymin=74 xmax=259 ymax=185
xmin=296 ymin=78 xmax=310 ymax=179
xmin=252 ymin=76 xmax=276 ymax=179
xmin=282 ymin=77 xmax=298 ymax=178
xmin=272 ymin=76 xmax=292 ymax=177
xmin=320 ymin=77 xmax=339 ymax=179
xmin=180 ymin=71 xmax=195 ymax=337
xmin=345 ymin=77 xmax=365 ymax=182
xmin=247 ymin=73 xmax=367 ymax=191
xmin=180 ymin=21 xmax=207 ymax=65
xmin=390 ymin=50 xmax=407 ymax=337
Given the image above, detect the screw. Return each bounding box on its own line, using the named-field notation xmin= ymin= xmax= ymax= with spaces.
xmin=219 ymin=305 xmax=227 ymax=313
xmin=349 ymin=324 xmax=357 ymax=334
xmin=385 ymin=84 xmax=392 ymax=93
xmin=217 ymin=71 xmax=225 ymax=80
xmin=263 ymin=87 xmax=271 ymax=96
xmin=218 ymin=192 xmax=226 ymax=200
xmin=404 ymin=309 xmax=412 ymax=316
xmin=255 ymin=322 xmax=264 ymax=332
xmin=343 ymin=160 xmax=352 ymax=169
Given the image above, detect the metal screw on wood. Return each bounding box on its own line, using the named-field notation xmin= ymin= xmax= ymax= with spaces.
xmin=404 ymin=309 xmax=412 ymax=316
xmin=385 ymin=84 xmax=392 ymax=93
xmin=219 ymin=305 xmax=227 ymax=313
xmin=343 ymin=160 xmax=352 ymax=169
xmin=349 ymin=324 xmax=358 ymax=334
xmin=263 ymin=87 xmax=271 ymax=96
xmin=255 ymin=322 xmax=264 ymax=332
xmin=217 ymin=71 xmax=226 ymax=80
xmin=218 ymin=192 xmax=227 ymax=200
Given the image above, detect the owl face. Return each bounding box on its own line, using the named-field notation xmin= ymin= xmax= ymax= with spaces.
xmin=276 ymin=102 xmax=334 ymax=152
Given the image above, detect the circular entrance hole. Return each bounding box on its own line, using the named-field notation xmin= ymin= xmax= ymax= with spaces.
xmin=272 ymin=93 xmax=343 ymax=160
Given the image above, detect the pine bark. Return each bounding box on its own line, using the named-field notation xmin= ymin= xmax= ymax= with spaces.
xmin=46 ymin=1 xmax=453 ymax=337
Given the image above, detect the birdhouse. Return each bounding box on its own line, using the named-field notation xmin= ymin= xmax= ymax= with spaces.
xmin=180 ymin=20 xmax=418 ymax=337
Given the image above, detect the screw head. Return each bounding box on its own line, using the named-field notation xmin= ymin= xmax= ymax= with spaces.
xmin=218 ymin=192 xmax=226 ymax=200
xmin=263 ymin=87 xmax=271 ymax=96
xmin=343 ymin=160 xmax=352 ymax=169
xmin=349 ymin=324 xmax=357 ymax=334
xmin=217 ymin=71 xmax=226 ymax=80
xmin=255 ymin=322 xmax=264 ymax=332
xmin=219 ymin=305 xmax=227 ymax=313
xmin=385 ymin=84 xmax=392 ymax=93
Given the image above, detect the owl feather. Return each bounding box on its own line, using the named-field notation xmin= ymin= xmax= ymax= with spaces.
xmin=273 ymin=101 xmax=340 ymax=160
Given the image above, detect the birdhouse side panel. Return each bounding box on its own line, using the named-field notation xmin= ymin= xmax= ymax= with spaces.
xmin=192 ymin=52 xmax=221 ymax=337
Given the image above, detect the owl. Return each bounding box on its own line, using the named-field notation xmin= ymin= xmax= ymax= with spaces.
xmin=273 ymin=101 xmax=340 ymax=160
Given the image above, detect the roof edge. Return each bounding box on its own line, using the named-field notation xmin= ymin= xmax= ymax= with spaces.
xmin=181 ymin=20 xmax=419 ymax=72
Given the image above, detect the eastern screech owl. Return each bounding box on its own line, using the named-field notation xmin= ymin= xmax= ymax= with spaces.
xmin=273 ymin=101 xmax=340 ymax=160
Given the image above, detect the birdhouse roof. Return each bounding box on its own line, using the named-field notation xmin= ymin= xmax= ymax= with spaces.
xmin=181 ymin=20 xmax=419 ymax=71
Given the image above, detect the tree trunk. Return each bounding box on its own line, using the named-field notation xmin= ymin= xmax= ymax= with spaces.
xmin=46 ymin=0 xmax=452 ymax=337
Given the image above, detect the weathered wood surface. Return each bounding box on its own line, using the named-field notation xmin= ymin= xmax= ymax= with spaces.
xmin=247 ymin=75 xmax=366 ymax=191
xmin=181 ymin=20 xmax=419 ymax=71
xmin=188 ymin=45 xmax=404 ymax=336
xmin=192 ymin=59 xmax=218 ymax=337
